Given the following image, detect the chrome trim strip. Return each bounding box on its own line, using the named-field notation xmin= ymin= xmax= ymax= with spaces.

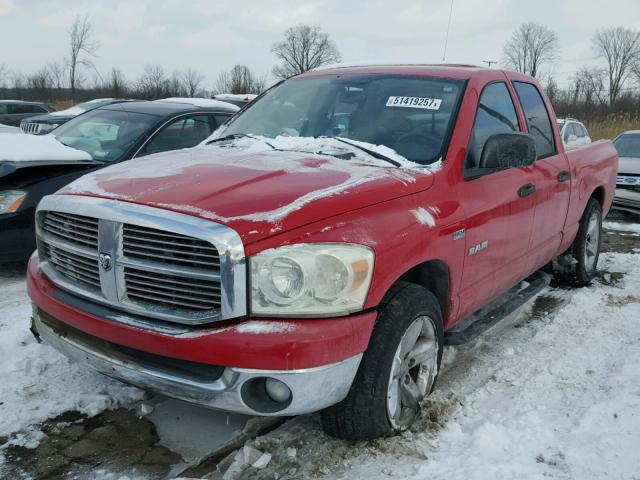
xmin=36 ymin=194 xmax=247 ymax=323
xmin=34 ymin=312 xmax=362 ymax=416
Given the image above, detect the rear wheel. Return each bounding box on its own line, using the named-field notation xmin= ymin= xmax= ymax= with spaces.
xmin=321 ymin=282 xmax=443 ymax=440
xmin=553 ymin=198 xmax=602 ymax=286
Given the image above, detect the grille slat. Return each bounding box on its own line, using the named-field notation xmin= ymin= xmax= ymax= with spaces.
xmin=123 ymin=233 xmax=217 ymax=251
xmin=125 ymin=269 xmax=221 ymax=291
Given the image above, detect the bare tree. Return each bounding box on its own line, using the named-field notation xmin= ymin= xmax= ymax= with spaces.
xmin=271 ymin=25 xmax=341 ymax=79
xmin=503 ymin=22 xmax=558 ymax=78
xmin=215 ymin=65 xmax=266 ymax=94
xmin=47 ymin=62 xmax=66 ymax=90
xmin=573 ymin=67 xmax=608 ymax=106
xmin=0 ymin=63 xmax=8 ymax=88
xmin=108 ymin=68 xmax=127 ymax=97
xmin=181 ymin=68 xmax=205 ymax=97
xmin=593 ymin=27 xmax=640 ymax=105
xmin=67 ymin=14 xmax=99 ymax=100
xmin=136 ymin=64 xmax=170 ymax=99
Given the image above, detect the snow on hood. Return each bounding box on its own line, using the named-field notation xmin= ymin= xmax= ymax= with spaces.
xmin=0 ymin=124 xmax=23 ymax=134
xmin=200 ymin=134 xmax=438 ymax=171
xmin=61 ymin=138 xmax=436 ymax=234
xmin=0 ymin=133 xmax=92 ymax=162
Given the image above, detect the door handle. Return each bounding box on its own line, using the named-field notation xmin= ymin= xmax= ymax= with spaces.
xmin=518 ymin=183 xmax=536 ymax=198
xmin=558 ymin=171 xmax=570 ymax=182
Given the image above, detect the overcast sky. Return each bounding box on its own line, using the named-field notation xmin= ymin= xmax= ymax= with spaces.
xmin=1 ymin=0 xmax=639 ymax=90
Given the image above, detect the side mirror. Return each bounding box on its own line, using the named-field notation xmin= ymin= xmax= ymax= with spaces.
xmin=479 ymin=133 xmax=537 ymax=170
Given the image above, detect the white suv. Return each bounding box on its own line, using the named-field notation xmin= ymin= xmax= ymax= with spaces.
xmin=557 ymin=118 xmax=592 ymax=150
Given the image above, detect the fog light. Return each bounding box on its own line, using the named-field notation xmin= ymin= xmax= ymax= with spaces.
xmin=264 ymin=378 xmax=291 ymax=403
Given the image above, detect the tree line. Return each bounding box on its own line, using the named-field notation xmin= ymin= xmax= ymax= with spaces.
xmin=0 ymin=16 xmax=340 ymax=104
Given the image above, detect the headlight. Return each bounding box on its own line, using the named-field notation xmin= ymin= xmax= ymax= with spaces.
xmin=0 ymin=190 xmax=27 ymax=214
xmin=251 ymin=243 xmax=374 ymax=317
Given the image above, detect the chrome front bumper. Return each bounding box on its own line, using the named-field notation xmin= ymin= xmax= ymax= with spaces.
xmin=612 ymin=188 xmax=640 ymax=214
xmin=32 ymin=310 xmax=362 ymax=416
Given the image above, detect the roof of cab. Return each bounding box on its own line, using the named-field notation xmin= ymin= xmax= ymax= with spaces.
xmin=301 ymin=63 xmax=490 ymax=80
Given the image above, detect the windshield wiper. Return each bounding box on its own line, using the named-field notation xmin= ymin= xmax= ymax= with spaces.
xmin=205 ymin=133 xmax=275 ymax=149
xmin=325 ymin=136 xmax=402 ymax=167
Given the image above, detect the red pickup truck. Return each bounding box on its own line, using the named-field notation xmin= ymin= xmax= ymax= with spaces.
xmin=27 ymin=65 xmax=617 ymax=440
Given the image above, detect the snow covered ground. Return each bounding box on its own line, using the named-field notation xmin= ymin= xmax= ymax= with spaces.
xmin=0 ymin=221 xmax=639 ymax=479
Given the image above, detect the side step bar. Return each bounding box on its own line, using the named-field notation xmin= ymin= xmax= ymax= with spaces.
xmin=445 ymin=271 xmax=551 ymax=345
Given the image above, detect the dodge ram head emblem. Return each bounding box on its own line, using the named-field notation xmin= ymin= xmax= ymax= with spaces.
xmin=99 ymin=253 xmax=113 ymax=271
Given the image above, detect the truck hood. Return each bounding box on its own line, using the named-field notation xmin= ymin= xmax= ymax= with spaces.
xmin=60 ymin=144 xmax=437 ymax=239
xmin=618 ymin=157 xmax=640 ymax=175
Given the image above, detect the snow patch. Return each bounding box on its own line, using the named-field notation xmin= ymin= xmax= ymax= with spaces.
xmin=0 ymin=133 xmax=92 ymax=162
xmin=155 ymin=97 xmax=239 ymax=111
xmin=411 ymin=207 xmax=436 ymax=227
xmin=233 ymin=321 xmax=296 ymax=334
xmin=604 ymin=220 xmax=640 ymax=234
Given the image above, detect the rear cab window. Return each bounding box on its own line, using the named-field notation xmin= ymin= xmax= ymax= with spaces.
xmin=513 ymin=81 xmax=556 ymax=158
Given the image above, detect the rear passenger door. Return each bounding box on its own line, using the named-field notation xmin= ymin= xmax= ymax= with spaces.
xmin=456 ymin=81 xmax=537 ymax=315
xmin=137 ymin=114 xmax=214 ymax=157
xmin=512 ymin=81 xmax=571 ymax=271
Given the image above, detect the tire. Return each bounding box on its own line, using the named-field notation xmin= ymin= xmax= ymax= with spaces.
xmin=321 ymin=282 xmax=444 ymax=440
xmin=553 ymin=198 xmax=602 ymax=287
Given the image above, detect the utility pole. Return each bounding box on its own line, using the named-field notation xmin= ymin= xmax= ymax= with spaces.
xmin=482 ymin=60 xmax=498 ymax=68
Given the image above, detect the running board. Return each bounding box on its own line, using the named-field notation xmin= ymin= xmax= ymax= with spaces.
xmin=445 ymin=271 xmax=551 ymax=346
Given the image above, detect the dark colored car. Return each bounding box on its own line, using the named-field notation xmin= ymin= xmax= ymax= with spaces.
xmin=0 ymin=98 xmax=239 ymax=262
xmin=0 ymin=100 xmax=54 ymax=127
xmin=20 ymin=98 xmax=133 ymax=135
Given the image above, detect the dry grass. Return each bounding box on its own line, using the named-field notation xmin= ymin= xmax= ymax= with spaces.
xmin=583 ymin=113 xmax=640 ymax=141
xmin=50 ymin=100 xmax=75 ymax=111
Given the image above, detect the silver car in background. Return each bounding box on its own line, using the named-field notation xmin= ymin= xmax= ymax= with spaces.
xmin=612 ymin=130 xmax=640 ymax=216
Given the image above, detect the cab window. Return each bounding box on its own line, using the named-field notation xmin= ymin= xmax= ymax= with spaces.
xmin=139 ymin=114 xmax=213 ymax=156
xmin=513 ymin=82 xmax=556 ymax=158
xmin=466 ymin=82 xmax=520 ymax=170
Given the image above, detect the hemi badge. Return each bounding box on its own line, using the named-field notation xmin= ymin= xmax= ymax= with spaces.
xmin=453 ymin=229 xmax=465 ymax=241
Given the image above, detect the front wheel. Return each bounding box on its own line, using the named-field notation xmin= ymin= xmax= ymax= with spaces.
xmin=321 ymin=282 xmax=443 ymax=440
xmin=553 ymin=198 xmax=602 ymax=286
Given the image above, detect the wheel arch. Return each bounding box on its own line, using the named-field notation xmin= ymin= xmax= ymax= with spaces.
xmin=589 ymin=185 xmax=605 ymax=210
xmin=392 ymin=259 xmax=451 ymax=318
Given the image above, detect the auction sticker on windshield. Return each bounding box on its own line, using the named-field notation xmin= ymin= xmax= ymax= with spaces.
xmin=386 ymin=96 xmax=442 ymax=110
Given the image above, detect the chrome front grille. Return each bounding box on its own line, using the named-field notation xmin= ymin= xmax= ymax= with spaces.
xmin=36 ymin=195 xmax=247 ymax=326
xmin=21 ymin=122 xmax=42 ymax=134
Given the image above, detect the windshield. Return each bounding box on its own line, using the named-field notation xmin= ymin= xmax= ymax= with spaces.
xmin=218 ymin=74 xmax=465 ymax=165
xmin=614 ymin=134 xmax=640 ymax=158
xmin=53 ymin=109 xmax=158 ymax=162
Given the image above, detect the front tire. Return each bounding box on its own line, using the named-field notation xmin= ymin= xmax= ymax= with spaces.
xmin=321 ymin=282 xmax=444 ymax=440
xmin=554 ymin=198 xmax=602 ymax=286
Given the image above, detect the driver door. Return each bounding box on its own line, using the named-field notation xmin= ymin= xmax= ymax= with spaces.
xmin=456 ymin=81 xmax=537 ymax=318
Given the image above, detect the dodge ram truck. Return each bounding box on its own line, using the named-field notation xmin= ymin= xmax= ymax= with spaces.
xmin=27 ymin=65 xmax=618 ymax=440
